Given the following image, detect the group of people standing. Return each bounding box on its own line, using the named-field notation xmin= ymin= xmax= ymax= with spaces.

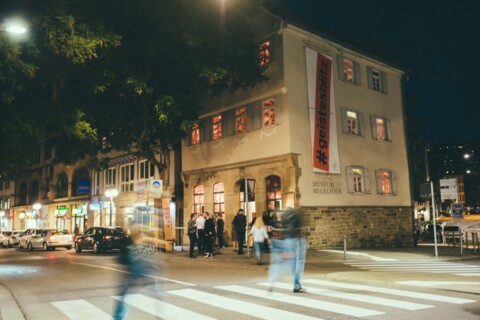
xmin=188 ymin=211 xmax=225 ymax=258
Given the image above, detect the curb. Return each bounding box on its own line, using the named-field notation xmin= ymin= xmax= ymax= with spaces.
xmin=0 ymin=284 xmax=25 ymax=320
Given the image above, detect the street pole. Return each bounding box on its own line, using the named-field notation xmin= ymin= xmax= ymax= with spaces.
xmin=245 ymin=178 xmax=249 ymax=259
xmin=431 ymin=181 xmax=438 ymax=257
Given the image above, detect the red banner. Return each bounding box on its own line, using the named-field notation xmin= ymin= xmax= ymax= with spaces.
xmin=313 ymin=53 xmax=332 ymax=172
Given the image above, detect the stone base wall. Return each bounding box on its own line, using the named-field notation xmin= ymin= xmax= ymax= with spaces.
xmin=303 ymin=206 xmax=414 ymax=249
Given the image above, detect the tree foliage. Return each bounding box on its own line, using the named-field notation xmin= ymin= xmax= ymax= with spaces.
xmin=0 ymin=0 xmax=267 ymax=183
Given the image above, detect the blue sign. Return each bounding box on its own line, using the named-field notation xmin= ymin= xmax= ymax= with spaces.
xmin=451 ymin=203 xmax=464 ymax=219
xmin=77 ymin=180 xmax=91 ymax=194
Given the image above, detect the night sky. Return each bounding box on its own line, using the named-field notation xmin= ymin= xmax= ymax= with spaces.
xmin=273 ymin=0 xmax=480 ymax=145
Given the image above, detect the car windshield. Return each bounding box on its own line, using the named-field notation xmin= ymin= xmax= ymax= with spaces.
xmin=52 ymin=230 xmax=70 ymax=235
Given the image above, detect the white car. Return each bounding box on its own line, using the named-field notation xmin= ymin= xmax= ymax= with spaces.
xmin=3 ymin=230 xmax=25 ymax=247
xmin=0 ymin=231 xmax=11 ymax=247
xmin=19 ymin=229 xmax=41 ymax=249
xmin=28 ymin=229 xmax=74 ymax=251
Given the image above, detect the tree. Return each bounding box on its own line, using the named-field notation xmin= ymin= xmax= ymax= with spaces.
xmin=0 ymin=0 xmax=267 ymax=190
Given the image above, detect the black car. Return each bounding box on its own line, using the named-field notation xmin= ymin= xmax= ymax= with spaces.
xmin=75 ymin=227 xmax=129 ymax=253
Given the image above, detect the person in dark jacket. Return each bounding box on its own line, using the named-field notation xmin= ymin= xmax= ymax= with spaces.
xmin=204 ymin=212 xmax=215 ymax=258
xmin=216 ymin=213 xmax=225 ymax=248
xmin=187 ymin=213 xmax=197 ymax=258
xmin=232 ymin=209 xmax=247 ymax=254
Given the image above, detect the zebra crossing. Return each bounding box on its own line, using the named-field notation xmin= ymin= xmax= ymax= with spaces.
xmin=51 ymin=279 xmax=477 ymax=319
xmin=344 ymin=260 xmax=480 ymax=276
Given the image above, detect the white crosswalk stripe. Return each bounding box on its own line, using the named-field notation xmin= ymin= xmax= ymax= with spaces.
xmin=51 ymin=279 xmax=478 ymax=319
xmin=344 ymin=260 xmax=480 ymax=275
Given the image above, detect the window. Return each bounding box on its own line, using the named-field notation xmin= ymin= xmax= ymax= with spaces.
xmin=120 ymin=164 xmax=134 ymax=192
xmin=193 ymin=185 xmax=204 ymax=214
xmin=139 ymin=160 xmax=155 ymax=180
xmin=213 ymin=182 xmax=225 ymax=214
xmin=191 ymin=124 xmax=200 ymax=145
xmin=105 ymin=167 xmax=116 ymax=187
xmin=263 ymin=98 xmax=276 ymax=127
xmin=367 ymin=66 xmax=388 ymax=93
xmin=346 ymin=166 xmax=371 ymax=194
xmin=259 ymin=40 xmax=271 ymax=66
xmin=4 ymin=180 xmax=9 ymax=190
xmin=336 ymin=55 xmax=360 ymax=84
xmin=212 ymin=115 xmax=222 ymax=140
xmin=370 ymin=115 xmax=391 ymax=141
xmin=19 ymin=183 xmax=28 ymax=204
xmin=56 ymin=172 xmax=68 ymax=198
xmin=266 ymin=176 xmax=282 ymax=212
xmin=236 ymin=108 xmax=247 ymax=134
xmin=93 ymin=171 xmax=99 ymax=196
xmin=341 ymin=108 xmax=365 ymax=136
xmin=375 ymin=169 xmax=397 ymax=195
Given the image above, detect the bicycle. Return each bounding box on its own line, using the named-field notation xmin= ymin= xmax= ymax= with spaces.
xmin=132 ymin=244 xmax=156 ymax=255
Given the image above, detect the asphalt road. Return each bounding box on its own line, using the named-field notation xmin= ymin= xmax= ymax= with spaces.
xmin=1 ymin=245 xmax=479 ymax=320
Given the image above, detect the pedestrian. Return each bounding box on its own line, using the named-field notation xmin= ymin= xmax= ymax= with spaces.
xmin=187 ymin=213 xmax=197 ymax=258
xmin=114 ymin=224 xmax=152 ymax=319
xmin=73 ymin=224 xmax=80 ymax=241
xmin=204 ymin=212 xmax=215 ymax=258
xmin=196 ymin=212 xmax=206 ymax=255
xmin=232 ymin=208 xmax=247 ymax=255
xmin=216 ymin=213 xmax=225 ymax=248
xmin=249 ymin=215 xmax=270 ymax=265
xmin=267 ymin=207 xmax=306 ymax=293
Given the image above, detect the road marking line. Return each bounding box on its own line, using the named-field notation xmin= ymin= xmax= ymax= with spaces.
xmin=257 ymin=282 xmax=433 ymax=310
xmin=113 ymin=294 xmax=215 ymax=320
xmin=303 ymin=279 xmax=477 ymax=304
xmin=168 ymin=288 xmax=322 ymax=320
xmin=52 ymin=299 xmax=112 ymax=320
xmin=71 ymin=262 xmax=195 ymax=286
xmin=217 ymin=285 xmax=383 ymax=317
xmin=455 ymin=273 xmax=480 ymax=277
xmin=320 ymin=250 xmax=398 ymax=261
xmin=397 ymin=281 xmax=480 ymax=287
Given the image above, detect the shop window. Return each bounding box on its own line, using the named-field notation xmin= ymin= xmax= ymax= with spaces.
xmin=236 ymin=108 xmax=247 ymax=134
xmin=194 ymin=185 xmax=204 ymax=214
xmin=120 ymin=163 xmax=134 ymax=192
xmin=212 ymin=115 xmax=222 ymax=140
xmin=213 ymin=182 xmax=225 ymax=214
xmin=375 ymin=169 xmax=397 ymax=195
xmin=266 ymin=175 xmax=282 ymax=212
xmin=56 ymin=172 xmax=68 ymax=198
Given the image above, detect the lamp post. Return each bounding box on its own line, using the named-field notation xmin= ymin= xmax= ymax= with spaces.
xmin=105 ymin=188 xmax=118 ymax=226
xmin=0 ymin=19 xmax=28 ymax=34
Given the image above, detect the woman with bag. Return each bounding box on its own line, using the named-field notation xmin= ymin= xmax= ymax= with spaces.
xmin=249 ymin=216 xmax=269 ymax=265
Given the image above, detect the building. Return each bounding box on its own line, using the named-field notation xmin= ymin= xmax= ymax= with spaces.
xmin=181 ymin=9 xmax=413 ymax=248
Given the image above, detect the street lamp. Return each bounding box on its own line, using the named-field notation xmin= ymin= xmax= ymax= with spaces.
xmin=0 ymin=18 xmax=28 ymax=34
xmin=105 ymin=188 xmax=118 ymax=226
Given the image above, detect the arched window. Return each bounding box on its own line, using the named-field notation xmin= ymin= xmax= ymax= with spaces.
xmin=213 ymin=182 xmax=225 ymax=214
xmin=266 ymin=175 xmax=282 ymax=212
xmin=18 ymin=183 xmax=27 ymax=205
xmin=71 ymin=167 xmax=89 ymax=196
xmin=193 ymin=185 xmax=204 ymax=214
xmin=56 ymin=172 xmax=68 ymax=198
xmin=30 ymin=180 xmax=39 ymax=204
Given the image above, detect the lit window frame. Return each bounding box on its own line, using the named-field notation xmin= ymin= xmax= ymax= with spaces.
xmin=235 ymin=108 xmax=247 ymax=134
xmin=213 ymin=182 xmax=225 ymax=214
xmin=263 ymin=98 xmax=276 ymax=127
xmin=193 ymin=185 xmax=205 ymax=214
xmin=212 ymin=115 xmax=222 ymax=140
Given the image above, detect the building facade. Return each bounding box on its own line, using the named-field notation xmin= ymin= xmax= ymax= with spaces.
xmin=181 ymin=11 xmax=413 ymax=249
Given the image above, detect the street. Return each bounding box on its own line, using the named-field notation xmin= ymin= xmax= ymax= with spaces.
xmin=0 ymin=246 xmax=479 ymax=320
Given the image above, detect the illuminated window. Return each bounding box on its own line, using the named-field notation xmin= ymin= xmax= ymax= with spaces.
xmin=266 ymin=176 xmax=282 ymax=212
xmin=343 ymin=58 xmax=354 ymax=82
xmin=347 ymin=166 xmax=370 ymax=194
xmin=120 ymin=163 xmax=134 ymax=192
xmin=370 ymin=115 xmax=391 ymax=141
xmin=236 ymin=108 xmax=247 ymax=134
xmin=347 ymin=111 xmax=359 ymax=135
xmin=212 ymin=115 xmax=222 ymax=140
xmin=193 ymin=185 xmax=204 ymax=214
xmin=263 ymin=99 xmax=276 ymax=127
xmin=213 ymin=182 xmax=225 ymax=214
xmin=259 ymin=40 xmax=271 ymax=66
xmin=376 ymin=169 xmax=396 ymax=195
xmin=191 ymin=124 xmax=200 ymax=145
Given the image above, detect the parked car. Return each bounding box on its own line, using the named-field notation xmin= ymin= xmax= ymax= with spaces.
xmin=75 ymin=227 xmax=129 ymax=254
xmin=28 ymin=229 xmax=74 ymax=251
xmin=1 ymin=231 xmax=12 ymax=248
xmin=19 ymin=228 xmax=41 ymax=249
xmin=3 ymin=230 xmax=25 ymax=247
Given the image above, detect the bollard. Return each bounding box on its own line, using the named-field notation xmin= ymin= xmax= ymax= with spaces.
xmin=343 ymin=235 xmax=347 ymax=260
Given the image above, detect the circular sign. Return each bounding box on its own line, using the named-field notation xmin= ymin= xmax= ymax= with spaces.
xmin=19 ymin=212 xmax=26 ymax=219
